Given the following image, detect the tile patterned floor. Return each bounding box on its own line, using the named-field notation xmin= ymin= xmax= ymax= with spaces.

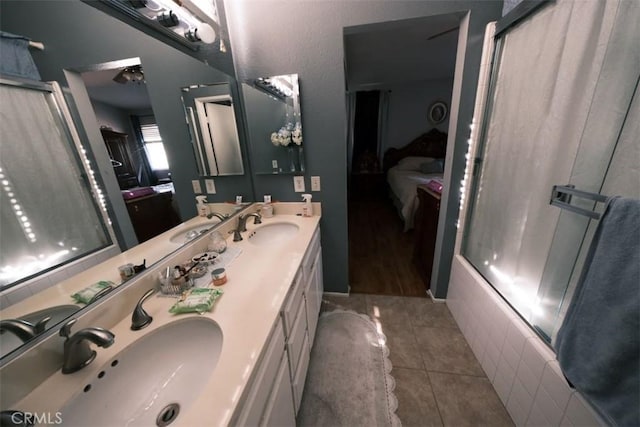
xmin=322 ymin=293 xmax=514 ymax=427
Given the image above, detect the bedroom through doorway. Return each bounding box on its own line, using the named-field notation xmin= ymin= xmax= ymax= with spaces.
xmin=344 ymin=13 xmax=462 ymax=297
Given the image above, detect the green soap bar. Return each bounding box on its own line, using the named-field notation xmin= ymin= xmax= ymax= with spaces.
xmin=169 ymin=288 xmax=223 ymax=314
xmin=71 ymin=281 xmax=114 ymax=305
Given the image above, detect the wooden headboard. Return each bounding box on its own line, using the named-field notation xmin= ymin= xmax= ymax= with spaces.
xmin=383 ymin=128 xmax=448 ymax=172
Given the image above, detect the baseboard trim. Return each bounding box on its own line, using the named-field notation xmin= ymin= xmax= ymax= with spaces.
xmin=427 ymin=289 xmax=446 ymax=303
xmin=323 ymin=291 xmax=350 ymax=297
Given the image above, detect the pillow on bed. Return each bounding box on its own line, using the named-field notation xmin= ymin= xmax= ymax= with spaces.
xmin=395 ymin=156 xmax=435 ymax=171
xmin=420 ymin=159 xmax=444 ymax=174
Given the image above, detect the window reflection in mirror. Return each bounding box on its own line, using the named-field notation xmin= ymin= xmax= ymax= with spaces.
xmin=181 ymin=83 xmax=244 ymax=176
xmin=242 ymin=74 xmax=305 ymax=174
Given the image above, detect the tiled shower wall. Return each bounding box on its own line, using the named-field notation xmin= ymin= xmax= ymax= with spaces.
xmin=0 ymin=245 xmax=120 ymax=309
xmin=447 ymin=257 xmax=605 ymax=426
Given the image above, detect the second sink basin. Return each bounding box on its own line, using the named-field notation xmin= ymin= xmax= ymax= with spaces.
xmin=248 ymin=222 xmax=300 ymax=247
xmin=59 ymin=316 xmax=223 ymax=426
xmin=169 ymin=223 xmax=215 ymax=244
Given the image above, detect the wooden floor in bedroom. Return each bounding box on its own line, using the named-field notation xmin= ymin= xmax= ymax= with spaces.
xmin=348 ymin=195 xmax=427 ymax=297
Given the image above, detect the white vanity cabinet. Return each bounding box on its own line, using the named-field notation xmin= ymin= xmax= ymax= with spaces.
xmin=231 ymin=225 xmax=324 ymax=426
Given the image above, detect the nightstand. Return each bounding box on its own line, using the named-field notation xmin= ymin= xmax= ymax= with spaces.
xmin=413 ymin=185 xmax=441 ymax=290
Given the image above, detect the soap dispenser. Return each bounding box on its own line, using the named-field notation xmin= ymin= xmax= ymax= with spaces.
xmin=196 ymin=195 xmax=209 ymax=217
xmin=302 ymin=194 xmax=313 ymax=217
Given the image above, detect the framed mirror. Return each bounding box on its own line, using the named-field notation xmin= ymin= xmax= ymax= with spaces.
xmin=0 ymin=0 xmax=253 ymax=365
xmin=181 ymin=83 xmax=245 ymax=176
xmin=242 ymin=74 xmax=305 ymax=174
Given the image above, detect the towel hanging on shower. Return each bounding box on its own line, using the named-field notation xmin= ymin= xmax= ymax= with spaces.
xmin=555 ymin=196 xmax=640 ymax=427
xmin=0 ymin=31 xmax=41 ymax=81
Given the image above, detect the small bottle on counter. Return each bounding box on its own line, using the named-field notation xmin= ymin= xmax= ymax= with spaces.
xmin=211 ymin=268 xmax=227 ymax=286
xmin=261 ymin=194 xmax=274 ymax=218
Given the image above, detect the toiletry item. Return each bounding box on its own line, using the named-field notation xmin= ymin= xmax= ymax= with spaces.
xmin=211 ymin=268 xmax=227 ymax=286
xmin=302 ymin=194 xmax=313 ymax=217
xmin=169 ymin=288 xmax=223 ymax=314
xmin=118 ymin=263 xmax=135 ymax=281
xmin=192 ymin=251 xmax=218 ymax=266
xmin=261 ymin=195 xmax=274 ymax=218
xmin=196 ymin=195 xmax=209 ymax=217
xmin=71 ymin=281 xmax=115 ymax=304
xmin=207 ymin=231 xmax=227 ymax=253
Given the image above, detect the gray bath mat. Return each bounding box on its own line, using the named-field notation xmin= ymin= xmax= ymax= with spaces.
xmin=298 ymin=309 xmax=401 ymax=427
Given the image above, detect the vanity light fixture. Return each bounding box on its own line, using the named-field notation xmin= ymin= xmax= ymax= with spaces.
xmin=102 ymin=0 xmax=219 ymax=47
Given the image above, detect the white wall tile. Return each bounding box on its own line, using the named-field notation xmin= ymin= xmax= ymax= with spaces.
xmin=541 ymin=362 xmax=573 ymax=411
xmin=517 ymin=337 xmax=551 ymax=397
xmin=507 ymin=378 xmax=533 ymax=426
xmin=0 ymin=294 xmax=11 ymax=310
xmin=494 ymin=353 xmax=516 ymax=404
xmin=5 ymin=284 xmax=33 ymax=306
xmin=526 ymin=399 xmax=552 ymax=427
xmin=480 ymin=341 xmax=498 ymax=380
xmin=27 ymin=276 xmax=53 ymax=295
xmin=563 ymin=394 xmax=605 ymax=426
xmin=532 ymin=379 xmax=566 ymax=425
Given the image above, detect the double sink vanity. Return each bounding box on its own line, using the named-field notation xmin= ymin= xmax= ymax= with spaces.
xmin=0 ymin=202 xmax=323 ymax=426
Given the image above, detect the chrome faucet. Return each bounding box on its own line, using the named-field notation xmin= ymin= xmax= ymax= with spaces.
xmin=207 ymin=212 xmax=228 ymax=221
xmin=0 ymin=317 xmax=50 ymax=342
xmin=59 ymin=319 xmax=115 ymax=374
xmin=131 ymin=288 xmax=156 ymax=331
xmin=231 ymin=213 xmax=262 ymax=241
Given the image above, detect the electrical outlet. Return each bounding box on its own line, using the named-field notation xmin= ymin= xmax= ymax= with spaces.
xmin=272 ymin=160 xmax=278 ymax=169
xmin=293 ymin=176 xmax=305 ymax=192
xmin=311 ymin=176 xmax=321 ymax=192
xmin=205 ymin=179 xmax=216 ymax=194
xmin=192 ymin=180 xmax=202 ymax=194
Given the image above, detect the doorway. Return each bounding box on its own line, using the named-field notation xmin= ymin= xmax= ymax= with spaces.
xmin=77 ymin=58 xmax=180 ymax=244
xmin=344 ymin=13 xmax=462 ymax=296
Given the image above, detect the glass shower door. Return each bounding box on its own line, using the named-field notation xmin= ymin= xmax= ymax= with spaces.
xmin=462 ymin=0 xmax=639 ymax=343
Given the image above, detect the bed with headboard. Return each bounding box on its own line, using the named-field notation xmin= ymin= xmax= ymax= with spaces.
xmin=383 ymin=128 xmax=447 ymax=231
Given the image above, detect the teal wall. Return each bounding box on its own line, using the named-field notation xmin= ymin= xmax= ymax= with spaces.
xmin=226 ymin=1 xmax=503 ymax=294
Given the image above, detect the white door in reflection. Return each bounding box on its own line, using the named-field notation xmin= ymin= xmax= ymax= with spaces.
xmin=194 ymin=95 xmax=244 ymax=176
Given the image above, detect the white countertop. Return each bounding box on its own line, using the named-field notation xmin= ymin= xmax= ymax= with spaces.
xmin=14 ymin=210 xmax=321 ymax=426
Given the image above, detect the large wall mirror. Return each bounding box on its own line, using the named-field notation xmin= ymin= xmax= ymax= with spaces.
xmin=0 ymin=0 xmax=253 ymax=364
xmin=242 ymin=74 xmax=305 ymax=174
xmin=181 ymin=83 xmax=244 ymax=176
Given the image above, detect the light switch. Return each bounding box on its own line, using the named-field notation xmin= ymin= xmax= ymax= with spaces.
xmin=311 ymin=176 xmax=321 ymax=192
xmin=293 ymin=176 xmax=305 ymax=192
xmin=192 ymin=180 xmax=202 ymax=194
xmin=205 ymin=179 xmax=216 ymax=194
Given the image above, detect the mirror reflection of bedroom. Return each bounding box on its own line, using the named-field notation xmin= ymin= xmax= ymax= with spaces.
xmin=345 ymin=13 xmax=459 ymax=297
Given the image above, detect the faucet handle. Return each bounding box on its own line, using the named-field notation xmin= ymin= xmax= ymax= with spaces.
xmin=33 ymin=316 xmax=52 ymax=335
xmin=59 ymin=318 xmax=77 ymax=339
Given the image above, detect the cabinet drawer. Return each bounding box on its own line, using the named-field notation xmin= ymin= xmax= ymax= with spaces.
xmin=281 ymin=269 xmax=304 ymax=337
xmin=234 ymin=321 xmax=286 ymax=426
xmin=286 ymin=300 xmax=307 ymax=377
xmin=292 ymin=332 xmax=311 ymax=414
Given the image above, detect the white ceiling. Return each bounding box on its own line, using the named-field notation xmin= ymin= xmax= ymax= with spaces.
xmin=344 ymin=12 xmax=463 ymax=91
xmin=81 ymin=68 xmax=152 ymax=110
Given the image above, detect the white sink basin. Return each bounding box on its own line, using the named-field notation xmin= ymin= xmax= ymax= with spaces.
xmin=248 ymin=222 xmax=300 ymax=247
xmin=169 ymin=223 xmax=216 ymax=244
xmin=60 ymin=317 xmax=223 ymax=426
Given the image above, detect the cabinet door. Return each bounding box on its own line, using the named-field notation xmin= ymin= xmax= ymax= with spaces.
xmin=233 ymin=321 xmax=286 ymax=426
xmin=260 ymin=354 xmax=296 ymax=427
xmin=305 ymin=248 xmax=323 ymax=349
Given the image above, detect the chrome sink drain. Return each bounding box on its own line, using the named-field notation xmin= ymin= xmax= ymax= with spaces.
xmin=156 ymin=403 xmax=180 ymax=427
